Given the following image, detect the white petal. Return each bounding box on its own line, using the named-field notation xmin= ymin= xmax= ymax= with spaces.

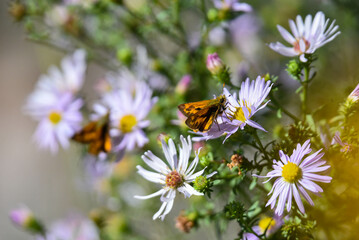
xmin=134 ymin=189 xmax=166 ymax=200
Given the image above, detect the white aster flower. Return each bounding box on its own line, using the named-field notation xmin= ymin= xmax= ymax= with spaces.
xmin=36 ymin=49 xmax=87 ymax=95
xmin=213 ymin=0 xmax=252 ymax=12
xmin=259 ymin=140 xmax=332 ymax=216
xmin=25 ymin=92 xmax=83 ymax=153
xmin=134 ymin=136 xmax=216 ymax=220
xmin=269 ymin=11 xmax=340 ymax=62
xmin=193 ymin=77 xmax=272 ymax=142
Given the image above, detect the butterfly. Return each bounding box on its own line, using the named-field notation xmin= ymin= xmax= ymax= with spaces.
xmin=72 ymin=113 xmax=112 ymax=155
xmin=178 ymin=95 xmax=227 ymax=132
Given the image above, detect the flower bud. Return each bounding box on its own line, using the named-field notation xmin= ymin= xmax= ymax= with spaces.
xmin=175 ymin=75 xmax=192 ymax=95
xmin=9 ymin=206 xmax=45 ymax=235
xmin=10 ymin=207 xmax=33 ymax=227
xmin=207 ymin=8 xmax=218 ymax=22
xmin=46 ymin=5 xmax=70 ymax=27
xmin=286 ymin=59 xmax=302 ymax=81
xmin=206 ymin=53 xmax=224 ymax=75
xmin=116 ymin=48 xmax=133 ymax=66
xmin=8 ymin=2 xmax=26 ymax=22
xmin=200 ymin=152 xmax=213 ymax=167
xmin=193 ymin=175 xmax=209 ymax=193
xmin=157 ymin=133 xmax=170 ymax=146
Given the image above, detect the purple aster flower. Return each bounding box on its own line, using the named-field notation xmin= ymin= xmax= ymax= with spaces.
xmin=213 ymin=0 xmax=252 ymax=12
xmin=257 ymin=140 xmax=332 ymax=216
xmin=100 ymin=80 xmax=157 ymax=160
xmin=36 ymin=216 xmax=99 ymax=240
xmin=25 ymin=92 xmax=83 ymax=153
xmin=134 ymin=136 xmax=216 ymax=220
xmin=348 ymin=83 xmax=359 ymax=103
xmin=269 ymin=11 xmax=340 ymax=62
xmin=192 ymin=77 xmax=272 ymax=142
xmin=243 ymin=215 xmax=283 ymax=240
xmin=332 ymin=131 xmax=351 ymax=153
xmin=36 ymin=49 xmax=86 ymax=95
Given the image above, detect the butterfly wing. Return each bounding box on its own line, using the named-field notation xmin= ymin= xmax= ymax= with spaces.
xmin=72 ymin=121 xmax=98 ymax=143
xmin=185 ymin=105 xmax=219 ymax=132
xmin=178 ymin=99 xmax=217 ymax=117
xmin=72 ymin=117 xmax=112 ymax=155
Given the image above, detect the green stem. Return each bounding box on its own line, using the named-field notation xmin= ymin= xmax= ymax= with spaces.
xmin=301 ymin=65 xmax=310 ymax=122
xmin=253 ymin=130 xmax=270 ymax=162
xmin=269 ymin=92 xmax=300 ymax=122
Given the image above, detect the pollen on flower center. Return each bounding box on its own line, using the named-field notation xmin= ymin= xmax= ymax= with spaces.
xmin=165 ymin=170 xmax=183 ymax=189
xmin=258 ymin=217 xmax=276 ymax=233
xmin=293 ymin=38 xmax=310 ymax=54
xmin=48 ymin=112 xmax=62 ymax=125
xmin=232 ymin=106 xmax=251 ymax=122
xmin=119 ymin=114 xmax=137 ymax=133
xmin=282 ymin=162 xmax=302 ymax=183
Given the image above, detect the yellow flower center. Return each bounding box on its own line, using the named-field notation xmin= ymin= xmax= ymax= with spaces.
xmin=258 ymin=217 xmax=276 ymax=233
xmin=165 ymin=170 xmax=183 ymax=189
xmin=282 ymin=162 xmax=302 ymax=183
xmin=48 ymin=112 xmax=62 ymax=125
xmin=232 ymin=105 xmax=251 ymax=122
xmin=341 ymin=144 xmax=351 ymax=153
xmin=119 ymin=114 xmax=137 ymax=133
xmin=293 ymin=38 xmax=310 ymax=54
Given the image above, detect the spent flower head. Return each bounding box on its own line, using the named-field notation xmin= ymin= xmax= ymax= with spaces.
xmin=134 ymin=136 xmax=216 ymax=220
xmin=257 ymin=140 xmax=332 ymax=216
xmin=269 ymin=11 xmax=340 ymax=62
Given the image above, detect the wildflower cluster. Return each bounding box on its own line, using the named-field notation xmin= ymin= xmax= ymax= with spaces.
xmin=9 ymin=0 xmax=359 ymax=239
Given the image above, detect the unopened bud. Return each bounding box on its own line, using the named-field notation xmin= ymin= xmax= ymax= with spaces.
xmin=116 ymin=48 xmax=133 ymax=66
xmin=175 ymin=75 xmax=192 ymax=95
xmin=9 ymin=2 xmax=26 ymax=21
xmin=207 ymin=8 xmax=218 ymax=22
xmin=206 ymin=53 xmax=224 ymax=75
xmin=200 ymin=152 xmax=213 ymax=167
xmin=47 ymin=5 xmax=70 ymax=26
xmin=9 ymin=206 xmax=45 ymax=235
xmin=157 ymin=133 xmax=170 ymax=146
xmin=193 ymin=176 xmax=209 ymax=193
xmin=286 ymin=59 xmax=301 ymax=81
